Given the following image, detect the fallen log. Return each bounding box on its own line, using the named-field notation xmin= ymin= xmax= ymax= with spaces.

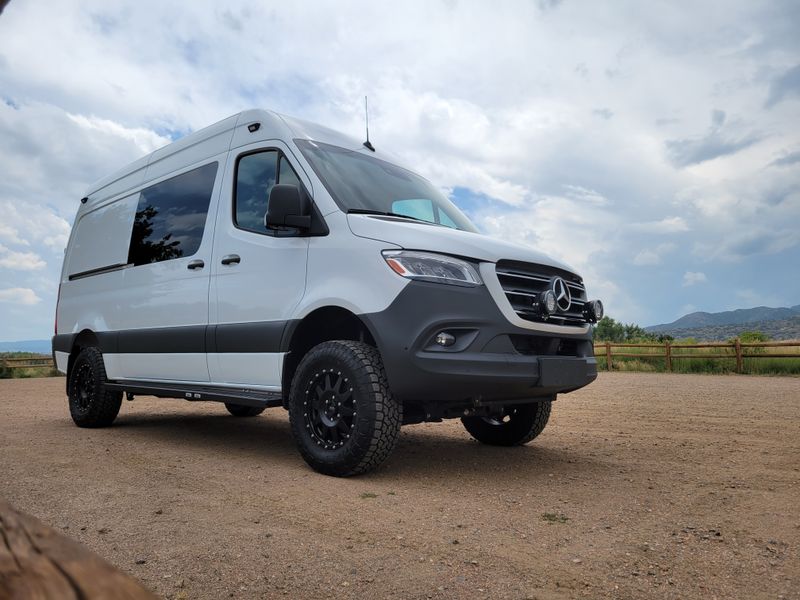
xmin=0 ymin=499 xmax=157 ymax=599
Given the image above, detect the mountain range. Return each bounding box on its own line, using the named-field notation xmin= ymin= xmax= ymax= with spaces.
xmin=646 ymin=305 xmax=800 ymax=341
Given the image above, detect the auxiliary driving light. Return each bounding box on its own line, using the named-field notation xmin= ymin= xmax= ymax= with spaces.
xmin=540 ymin=290 xmax=557 ymax=316
xmin=584 ymin=299 xmax=604 ymax=323
xmin=435 ymin=332 xmax=456 ymax=347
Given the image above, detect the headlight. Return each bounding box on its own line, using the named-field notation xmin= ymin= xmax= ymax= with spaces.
xmin=382 ymin=251 xmax=482 ymax=287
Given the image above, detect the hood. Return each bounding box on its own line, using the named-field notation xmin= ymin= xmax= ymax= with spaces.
xmin=346 ymin=214 xmax=579 ymax=275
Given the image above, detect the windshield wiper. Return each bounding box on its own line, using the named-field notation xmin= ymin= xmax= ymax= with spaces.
xmin=346 ymin=208 xmax=432 ymax=224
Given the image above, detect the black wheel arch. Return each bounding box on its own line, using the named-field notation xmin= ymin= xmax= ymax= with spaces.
xmin=281 ymin=306 xmax=378 ymax=406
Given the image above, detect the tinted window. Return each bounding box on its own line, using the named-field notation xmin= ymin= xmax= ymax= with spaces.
xmin=235 ymin=151 xmax=278 ymax=232
xmin=296 ymin=139 xmax=477 ymax=232
xmin=235 ymin=151 xmax=305 ymax=233
xmin=279 ymin=155 xmax=301 ymax=188
xmin=128 ymin=162 xmax=217 ymax=266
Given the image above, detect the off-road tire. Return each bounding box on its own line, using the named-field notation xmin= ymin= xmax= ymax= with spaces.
xmin=288 ymin=340 xmax=402 ymax=477
xmin=224 ymin=403 xmax=266 ymax=417
xmin=461 ymin=400 xmax=552 ymax=446
xmin=68 ymin=347 xmax=123 ymax=428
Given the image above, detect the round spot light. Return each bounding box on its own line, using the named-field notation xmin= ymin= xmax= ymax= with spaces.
xmin=435 ymin=332 xmax=456 ymax=347
xmin=540 ymin=290 xmax=557 ymax=316
xmin=584 ymin=299 xmax=604 ymax=322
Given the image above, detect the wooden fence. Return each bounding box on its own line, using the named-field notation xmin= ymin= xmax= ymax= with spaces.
xmin=0 ymin=355 xmax=55 ymax=370
xmin=593 ymin=340 xmax=800 ymax=373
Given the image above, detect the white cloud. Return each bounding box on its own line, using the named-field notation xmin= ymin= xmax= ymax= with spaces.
xmin=682 ymin=271 xmax=707 ymax=287
xmin=632 ymin=243 xmax=676 ymax=266
xmin=67 ymin=113 xmax=169 ymax=155
xmin=0 ymin=223 xmax=27 ymax=246
xmin=630 ymin=217 xmax=690 ymax=234
xmin=0 ymin=244 xmax=46 ymax=270
xmin=0 ymin=287 xmax=41 ymax=305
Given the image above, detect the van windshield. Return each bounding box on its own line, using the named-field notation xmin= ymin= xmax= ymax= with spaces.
xmin=295 ymin=139 xmax=478 ymax=233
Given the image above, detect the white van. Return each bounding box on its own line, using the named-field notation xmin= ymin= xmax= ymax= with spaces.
xmin=53 ymin=109 xmax=602 ymax=476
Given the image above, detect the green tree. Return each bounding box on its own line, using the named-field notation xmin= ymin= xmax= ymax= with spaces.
xmin=593 ymin=316 xmax=657 ymax=342
xmin=736 ymin=331 xmax=770 ymax=343
xmin=593 ymin=316 xmax=625 ymax=342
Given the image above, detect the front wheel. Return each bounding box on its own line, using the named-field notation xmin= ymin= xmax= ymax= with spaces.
xmin=461 ymin=400 xmax=552 ymax=446
xmin=288 ymin=340 xmax=402 ymax=477
xmin=68 ymin=347 xmax=123 ymax=428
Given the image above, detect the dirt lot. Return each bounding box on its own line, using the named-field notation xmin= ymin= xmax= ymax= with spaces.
xmin=1 ymin=373 xmax=798 ymax=599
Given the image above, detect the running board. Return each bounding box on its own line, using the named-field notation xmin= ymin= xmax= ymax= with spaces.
xmin=104 ymin=381 xmax=284 ymax=408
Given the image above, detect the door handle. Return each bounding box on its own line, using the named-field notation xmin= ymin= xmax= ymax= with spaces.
xmin=187 ymin=259 xmax=205 ymax=270
xmin=221 ymin=254 xmax=241 ymax=266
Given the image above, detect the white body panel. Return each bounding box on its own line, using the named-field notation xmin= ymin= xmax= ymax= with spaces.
xmin=347 ymin=213 xmax=576 ymax=272
xmin=54 ymin=351 xmax=69 ymax=372
xmin=104 ymin=353 xmax=206 ymax=381
xmin=208 ymin=353 xmax=283 ymax=390
xmin=299 ymin=212 xmax=406 ymax=317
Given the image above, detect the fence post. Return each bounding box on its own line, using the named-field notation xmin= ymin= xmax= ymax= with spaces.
xmin=735 ymin=339 xmax=742 ymax=374
xmin=605 ymin=342 xmax=612 ymax=371
xmin=665 ymin=341 xmax=672 ymax=372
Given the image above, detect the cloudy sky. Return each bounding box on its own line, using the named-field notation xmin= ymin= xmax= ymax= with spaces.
xmin=1 ymin=0 xmax=798 ymax=341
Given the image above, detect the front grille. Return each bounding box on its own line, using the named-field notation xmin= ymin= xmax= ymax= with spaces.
xmin=496 ymin=260 xmax=588 ymax=327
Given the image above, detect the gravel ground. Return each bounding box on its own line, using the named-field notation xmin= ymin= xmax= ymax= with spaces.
xmin=1 ymin=373 xmax=798 ymax=599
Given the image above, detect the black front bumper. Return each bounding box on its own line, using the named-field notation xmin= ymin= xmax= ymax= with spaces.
xmin=361 ymin=281 xmax=597 ymax=405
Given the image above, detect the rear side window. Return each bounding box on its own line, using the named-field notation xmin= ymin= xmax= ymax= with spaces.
xmin=234 ymin=150 xmax=304 ymax=233
xmin=128 ymin=162 xmax=218 ymax=266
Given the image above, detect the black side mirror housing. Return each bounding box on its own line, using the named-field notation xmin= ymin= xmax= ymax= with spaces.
xmin=265 ymin=184 xmax=312 ymax=230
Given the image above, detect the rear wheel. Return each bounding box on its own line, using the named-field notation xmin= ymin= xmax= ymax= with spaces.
xmin=68 ymin=347 xmax=123 ymax=428
xmin=461 ymin=400 xmax=552 ymax=446
xmin=288 ymin=340 xmax=402 ymax=477
xmin=224 ymin=403 xmax=266 ymax=417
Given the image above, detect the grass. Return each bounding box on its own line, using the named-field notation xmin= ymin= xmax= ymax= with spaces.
xmin=360 ymin=492 xmax=378 ymax=499
xmin=594 ymin=340 xmax=800 ymax=376
xmin=541 ymin=512 xmax=569 ymax=524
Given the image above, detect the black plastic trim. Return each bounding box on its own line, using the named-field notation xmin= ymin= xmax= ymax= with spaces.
xmin=361 ymin=281 xmax=597 ymax=404
xmin=104 ymin=380 xmax=283 ymax=408
xmin=68 ymin=262 xmax=131 ymax=281
xmin=52 ymin=321 xmax=297 ymax=356
xmin=213 ymin=321 xmax=289 ymax=353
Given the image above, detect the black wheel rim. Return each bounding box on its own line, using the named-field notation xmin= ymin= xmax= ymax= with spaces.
xmin=483 ymin=408 xmax=515 ymax=426
xmin=303 ymin=368 xmax=356 ymax=450
xmin=72 ymin=363 xmax=94 ymax=412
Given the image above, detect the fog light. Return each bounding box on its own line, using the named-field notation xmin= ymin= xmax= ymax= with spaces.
xmin=584 ymin=299 xmax=604 ymax=322
xmin=540 ymin=290 xmax=557 ymax=316
xmin=435 ymin=332 xmax=456 ymax=347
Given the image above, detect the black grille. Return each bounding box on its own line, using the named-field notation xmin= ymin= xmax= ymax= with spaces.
xmin=496 ymin=260 xmax=588 ymax=327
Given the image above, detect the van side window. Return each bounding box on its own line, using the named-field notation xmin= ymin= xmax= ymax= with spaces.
xmin=278 ymin=155 xmax=301 ymax=188
xmin=235 ymin=151 xmax=277 ymax=232
xmin=128 ymin=162 xmax=218 ymax=266
xmin=235 ymin=150 xmax=304 ymax=233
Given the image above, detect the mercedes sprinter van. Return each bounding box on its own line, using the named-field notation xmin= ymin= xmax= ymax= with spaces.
xmin=53 ymin=109 xmax=602 ymax=476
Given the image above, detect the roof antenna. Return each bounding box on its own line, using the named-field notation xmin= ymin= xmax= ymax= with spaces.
xmin=363 ymin=96 xmax=375 ymax=152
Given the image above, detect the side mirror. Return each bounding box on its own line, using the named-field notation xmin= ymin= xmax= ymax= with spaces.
xmin=265 ymin=184 xmax=312 ymax=230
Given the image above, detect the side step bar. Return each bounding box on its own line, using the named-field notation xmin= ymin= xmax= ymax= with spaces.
xmin=104 ymin=381 xmax=284 ymax=409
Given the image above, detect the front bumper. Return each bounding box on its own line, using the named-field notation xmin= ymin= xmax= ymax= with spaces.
xmin=361 ymin=280 xmax=597 ymax=404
